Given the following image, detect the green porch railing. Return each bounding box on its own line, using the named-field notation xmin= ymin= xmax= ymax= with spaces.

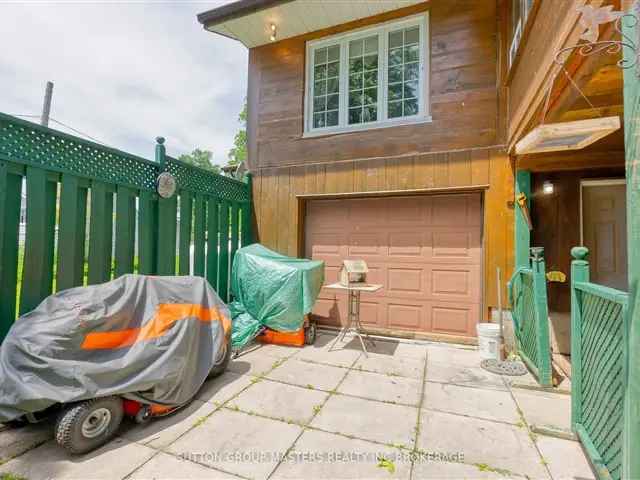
xmin=507 ymin=247 xmax=553 ymax=387
xmin=570 ymin=247 xmax=629 ymax=480
xmin=0 ymin=112 xmax=253 ymax=341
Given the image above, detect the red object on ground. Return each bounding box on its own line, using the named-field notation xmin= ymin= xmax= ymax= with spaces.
xmin=257 ymin=328 xmax=305 ymax=347
xmin=122 ymin=399 xmax=142 ymax=417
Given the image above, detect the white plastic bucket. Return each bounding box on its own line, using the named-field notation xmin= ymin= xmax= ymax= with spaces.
xmin=477 ymin=323 xmax=502 ymax=360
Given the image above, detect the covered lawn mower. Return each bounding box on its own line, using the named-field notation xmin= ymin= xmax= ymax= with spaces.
xmin=229 ymin=244 xmax=324 ymax=351
xmin=0 ymin=275 xmax=231 ymax=454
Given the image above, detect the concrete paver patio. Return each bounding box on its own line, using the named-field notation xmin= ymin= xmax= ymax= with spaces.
xmin=0 ymin=332 xmax=594 ymax=480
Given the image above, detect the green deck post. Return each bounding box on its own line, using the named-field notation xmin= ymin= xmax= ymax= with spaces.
xmin=570 ymin=246 xmax=590 ymax=431
xmin=206 ymin=198 xmax=219 ymax=289
xmin=20 ymin=167 xmax=57 ymax=314
xmin=114 ymin=186 xmax=136 ymax=278
xmin=531 ymin=247 xmax=552 ymax=387
xmin=178 ymin=192 xmax=193 ymax=275
xmin=138 ymin=190 xmax=158 ymax=275
xmin=57 ymin=174 xmax=88 ymax=291
xmin=515 ymin=170 xmax=531 ymax=268
xmin=0 ymin=161 xmax=23 ymax=338
xmin=193 ymin=195 xmax=206 ymax=277
xmin=218 ymin=200 xmax=230 ymax=302
xmin=622 ymin=6 xmax=640 ymax=479
xmin=87 ymin=182 xmax=114 ymax=285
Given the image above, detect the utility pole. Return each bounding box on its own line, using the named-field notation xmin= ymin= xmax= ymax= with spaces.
xmin=40 ymin=81 xmax=53 ymax=127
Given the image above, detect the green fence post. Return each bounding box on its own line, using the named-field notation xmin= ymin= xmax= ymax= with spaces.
xmin=218 ymin=200 xmax=230 ymax=302
xmin=570 ymin=246 xmax=590 ymax=431
xmin=57 ymin=175 xmax=88 ymax=291
xmin=178 ymin=192 xmax=193 ymax=276
xmin=114 ymin=186 xmax=136 ymax=278
xmin=515 ymin=170 xmax=531 ymax=268
xmin=0 ymin=161 xmax=22 ymax=339
xmin=20 ymin=167 xmax=57 ymax=314
xmin=531 ymin=247 xmax=552 ymax=387
xmin=622 ymin=5 xmax=640 ymax=479
xmin=87 ymin=182 xmax=114 ymax=285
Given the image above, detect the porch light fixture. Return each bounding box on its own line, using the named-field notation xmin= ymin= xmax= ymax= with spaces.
xmin=269 ymin=24 xmax=277 ymax=42
xmin=514 ymin=116 xmax=620 ymax=155
xmin=542 ymin=180 xmax=554 ymax=195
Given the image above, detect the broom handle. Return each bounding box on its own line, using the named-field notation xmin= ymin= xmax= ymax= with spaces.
xmin=497 ymin=267 xmax=503 ymax=339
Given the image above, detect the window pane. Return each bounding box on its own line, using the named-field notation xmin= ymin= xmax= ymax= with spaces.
xmin=405 ymin=27 xmax=419 ymax=45
xmin=327 ymin=93 xmax=339 ymax=110
xmin=363 ymin=105 xmax=377 ymax=122
xmin=314 ymin=48 xmax=327 ymax=65
xmin=388 ymin=47 xmax=403 ymax=66
xmin=404 ymin=81 xmax=419 ymax=100
xmin=389 ymin=66 xmax=403 ymax=83
xmin=404 ymin=98 xmax=419 ymax=116
xmin=327 ymin=61 xmax=340 ymax=78
xmin=328 ymin=45 xmax=340 ymax=62
xmin=314 ymin=80 xmax=326 ymax=96
xmin=349 ymin=91 xmax=363 ymax=108
xmin=327 ymin=77 xmax=339 ymax=94
xmin=389 ymin=30 xmax=403 ymax=48
xmin=350 ymin=73 xmax=363 ymax=90
xmin=313 ymin=96 xmax=326 ymax=112
xmin=387 ymin=25 xmax=421 ymax=120
xmin=349 ymin=108 xmax=362 ymax=124
xmin=388 ymin=83 xmax=403 ymax=101
xmin=326 ymin=110 xmax=339 ymax=126
xmin=314 ymin=64 xmax=327 ymax=80
xmin=349 ymin=57 xmax=363 ymax=72
xmin=364 ymin=87 xmax=377 ymax=105
xmin=388 ymin=100 xmax=403 ymax=119
xmin=405 ymin=62 xmax=419 ymax=81
xmin=313 ymin=113 xmax=326 ymax=128
xmin=364 ymin=36 xmax=378 ymax=54
xmin=363 ymin=54 xmax=378 ymax=70
xmin=349 ymin=39 xmax=363 ymax=58
xmin=364 ymin=70 xmax=377 ymax=88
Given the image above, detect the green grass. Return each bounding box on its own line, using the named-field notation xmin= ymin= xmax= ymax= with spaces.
xmin=1 ymin=473 xmax=28 ymax=480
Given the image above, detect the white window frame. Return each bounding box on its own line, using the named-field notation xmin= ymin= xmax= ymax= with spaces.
xmin=304 ymin=12 xmax=431 ymax=137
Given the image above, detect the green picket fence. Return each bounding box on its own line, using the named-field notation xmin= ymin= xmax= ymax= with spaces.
xmin=0 ymin=112 xmax=252 ymax=341
xmin=507 ymin=247 xmax=552 ymax=387
xmin=570 ymin=247 xmax=629 ymax=480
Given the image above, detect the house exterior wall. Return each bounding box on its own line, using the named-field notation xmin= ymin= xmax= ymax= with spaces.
xmin=247 ymin=0 xmax=514 ymax=318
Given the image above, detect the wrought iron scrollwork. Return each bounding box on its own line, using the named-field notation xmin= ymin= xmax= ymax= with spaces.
xmin=553 ymin=13 xmax=639 ymax=70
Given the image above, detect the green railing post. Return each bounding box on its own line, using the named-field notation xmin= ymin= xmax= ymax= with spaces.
xmin=570 ymin=246 xmax=590 ymax=431
xmin=531 ymin=247 xmax=552 ymax=387
xmin=515 ymin=170 xmax=531 ymax=268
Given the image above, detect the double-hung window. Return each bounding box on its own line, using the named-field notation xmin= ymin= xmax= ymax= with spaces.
xmin=305 ymin=13 xmax=429 ymax=135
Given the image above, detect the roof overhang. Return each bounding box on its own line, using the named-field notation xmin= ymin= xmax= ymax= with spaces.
xmin=197 ymin=0 xmax=425 ymax=48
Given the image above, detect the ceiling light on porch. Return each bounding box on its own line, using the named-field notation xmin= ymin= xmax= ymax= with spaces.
xmin=269 ymin=24 xmax=277 ymax=42
xmin=515 ymin=116 xmax=621 ymax=155
xmin=542 ymin=180 xmax=554 ymax=195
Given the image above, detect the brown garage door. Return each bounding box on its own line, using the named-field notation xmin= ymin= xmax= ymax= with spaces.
xmin=305 ymin=194 xmax=482 ymax=337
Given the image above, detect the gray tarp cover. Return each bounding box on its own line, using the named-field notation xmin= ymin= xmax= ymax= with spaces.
xmin=0 ymin=275 xmax=230 ymax=422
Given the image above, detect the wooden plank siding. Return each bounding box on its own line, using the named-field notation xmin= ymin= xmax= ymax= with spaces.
xmin=246 ymin=0 xmax=515 ymax=319
xmin=253 ymin=147 xmax=514 ymax=317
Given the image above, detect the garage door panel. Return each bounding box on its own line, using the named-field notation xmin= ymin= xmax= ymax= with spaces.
xmin=430 ymin=302 xmax=480 ymax=336
xmin=306 ymin=194 xmax=482 ymax=338
xmin=429 ymin=265 xmax=481 ymax=302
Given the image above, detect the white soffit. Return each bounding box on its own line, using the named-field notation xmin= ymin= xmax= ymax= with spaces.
xmin=210 ymin=0 xmax=426 ymax=48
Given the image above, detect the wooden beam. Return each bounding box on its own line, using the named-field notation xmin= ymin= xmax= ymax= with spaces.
xmin=516 ymin=149 xmax=625 ymax=172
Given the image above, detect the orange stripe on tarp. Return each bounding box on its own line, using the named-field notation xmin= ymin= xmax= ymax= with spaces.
xmin=81 ymin=304 xmax=231 ymax=350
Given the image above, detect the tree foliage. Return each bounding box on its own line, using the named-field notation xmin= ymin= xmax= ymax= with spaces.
xmin=178 ymin=148 xmax=220 ymax=174
xmin=227 ymin=101 xmax=247 ymax=167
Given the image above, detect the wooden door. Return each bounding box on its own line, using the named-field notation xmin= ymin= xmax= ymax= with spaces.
xmin=582 ymin=182 xmax=628 ymax=291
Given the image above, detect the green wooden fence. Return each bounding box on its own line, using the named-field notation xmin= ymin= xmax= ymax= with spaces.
xmin=0 ymin=112 xmax=252 ymax=341
xmin=507 ymin=247 xmax=552 ymax=387
xmin=570 ymin=247 xmax=628 ymax=480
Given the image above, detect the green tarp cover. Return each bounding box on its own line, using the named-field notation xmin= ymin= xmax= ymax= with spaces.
xmin=230 ymin=244 xmax=324 ymax=348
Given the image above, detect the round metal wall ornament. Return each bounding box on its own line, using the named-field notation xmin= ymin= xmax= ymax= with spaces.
xmin=156 ymin=172 xmax=176 ymax=199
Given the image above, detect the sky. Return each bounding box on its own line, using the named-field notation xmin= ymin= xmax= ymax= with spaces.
xmin=0 ymin=0 xmax=247 ymax=165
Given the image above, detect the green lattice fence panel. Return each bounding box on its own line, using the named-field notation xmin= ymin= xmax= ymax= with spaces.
xmin=0 ymin=112 xmax=252 ymax=341
xmin=507 ymin=248 xmax=552 ymax=387
xmin=571 ymin=247 xmax=629 ymax=480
